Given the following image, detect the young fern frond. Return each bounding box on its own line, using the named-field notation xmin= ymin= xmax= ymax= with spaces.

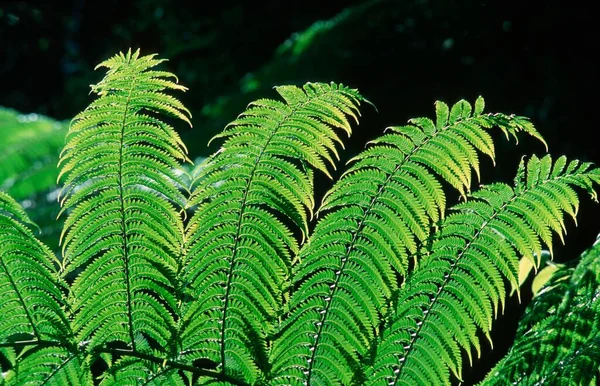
xmin=57 ymin=49 xmax=191 ymax=356
xmin=367 ymin=155 xmax=600 ymax=385
xmin=179 ymin=83 xmax=364 ymax=383
xmin=268 ymin=98 xmax=544 ymax=386
xmin=482 ymin=238 xmax=600 ymax=386
xmin=0 ymin=192 xmax=89 ymax=383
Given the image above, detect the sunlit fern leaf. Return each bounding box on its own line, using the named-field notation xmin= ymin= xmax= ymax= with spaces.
xmin=481 ymin=238 xmax=600 ymax=386
xmin=366 ymin=155 xmax=600 ymax=386
xmin=0 ymin=192 xmax=86 ymax=384
xmin=57 ymin=49 xmax=191 ymax=355
xmin=179 ymin=82 xmax=364 ymax=383
xmin=0 ymin=191 xmax=70 ymax=347
xmin=267 ymin=98 xmax=545 ymax=386
xmin=2 ymin=346 xmax=91 ymax=385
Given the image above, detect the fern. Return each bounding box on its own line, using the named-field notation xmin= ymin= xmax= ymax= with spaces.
xmin=179 ymin=82 xmax=365 ymax=383
xmin=1 ymin=49 xmax=599 ymax=385
xmin=0 ymin=192 xmax=88 ymax=383
xmin=57 ymin=49 xmax=192 ymax=357
xmin=267 ymin=98 xmax=544 ymax=385
xmin=0 ymin=108 xmax=69 ymax=252
xmin=482 ymin=236 xmax=600 ymax=385
xmin=366 ymin=155 xmax=600 ymax=385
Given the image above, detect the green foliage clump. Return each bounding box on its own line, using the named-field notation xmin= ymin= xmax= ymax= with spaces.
xmin=1 ymin=49 xmax=599 ymax=385
xmin=483 ymin=236 xmax=600 ymax=385
xmin=0 ymin=108 xmax=68 ymax=250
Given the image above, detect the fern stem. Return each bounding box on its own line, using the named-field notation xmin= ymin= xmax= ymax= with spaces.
xmin=218 ymin=115 xmax=279 ymax=371
xmin=0 ymin=339 xmax=63 ymax=348
xmin=392 ymin=191 xmax=517 ymax=384
xmin=116 ymin=61 xmax=137 ymax=351
xmin=40 ymin=352 xmax=79 ymax=385
xmin=218 ymin=93 xmax=321 ymax=373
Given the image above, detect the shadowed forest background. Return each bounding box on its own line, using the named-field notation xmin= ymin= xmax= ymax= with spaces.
xmin=0 ymin=0 xmax=597 ymax=384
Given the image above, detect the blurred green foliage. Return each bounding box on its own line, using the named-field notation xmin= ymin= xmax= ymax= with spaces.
xmin=483 ymin=236 xmax=600 ymax=384
xmin=0 ymin=108 xmax=67 ymax=252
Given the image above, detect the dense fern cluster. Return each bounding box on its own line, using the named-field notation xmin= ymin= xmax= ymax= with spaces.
xmin=1 ymin=49 xmax=599 ymax=385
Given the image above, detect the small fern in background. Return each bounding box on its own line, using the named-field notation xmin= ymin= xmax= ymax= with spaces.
xmin=1 ymin=49 xmax=599 ymax=385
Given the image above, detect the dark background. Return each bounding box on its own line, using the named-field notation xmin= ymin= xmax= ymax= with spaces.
xmin=1 ymin=0 xmax=597 ymax=384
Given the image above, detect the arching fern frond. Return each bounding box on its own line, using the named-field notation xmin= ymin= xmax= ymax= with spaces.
xmin=57 ymin=49 xmax=191 ymax=356
xmin=482 ymin=237 xmax=600 ymax=386
xmin=0 ymin=192 xmax=88 ymax=383
xmin=0 ymin=191 xmax=69 ymax=346
xmin=179 ymin=82 xmax=364 ymax=383
xmin=268 ymin=97 xmax=544 ymax=385
xmin=367 ymin=155 xmax=600 ymax=385
xmin=1 ymin=346 xmax=91 ymax=385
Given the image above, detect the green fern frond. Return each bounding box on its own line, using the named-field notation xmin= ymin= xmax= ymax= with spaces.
xmin=482 ymin=237 xmax=600 ymax=386
xmin=0 ymin=192 xmax=85 ymax=383
xmin=0 ymin=191 xmax=70 ymax=345
xmin=367 ymin=155 xmax=600 ymax=385
xmin=179 ymin=82 xmax=364 ymax=383
xmin=1 ymin=346 xmax=91 ymax=385
xmin=57 ymin=49 xmax=191 ymax=355
xmin=268 ymin=98 xmax=543 ymax=385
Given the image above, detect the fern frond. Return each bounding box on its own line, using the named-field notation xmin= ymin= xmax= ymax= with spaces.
xmin=0 ymin=191 xmax=70 ymax=345
xmin=367 ymin=155 xmax=600 ymax=385
xmin=268 ymin=98 xmax=544 ymax=385
xmin=179 ymin=82 xmax=364 ymax=383
xmin=2 ymin=346 xmax=91 ymax=385
xmin=482 ymin=238 xmax=600 ymax=386
xmin=58 ymin=49 xmax=191 ymax=355
xmin=0 ymin=192 xmax=85 ymax=383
